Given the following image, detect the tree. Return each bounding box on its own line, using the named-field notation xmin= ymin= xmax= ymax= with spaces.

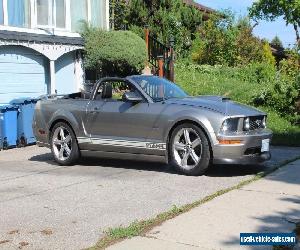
xmin=110 ymin=0 xmax=129 ymax=30
xmin=191 ymin=16 xmax=268 ymax=66
xmin=82 ymin=27 xmax=146 ymax=77
xmin=113 ymin=0 xmax=204 ymax=56
xmin=271 ymin=35 xmax=283 ymax=47
xmin=249 ymin=0 xmax=300 ymax=45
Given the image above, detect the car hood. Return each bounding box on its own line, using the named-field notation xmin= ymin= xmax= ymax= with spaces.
xmin=165 ymin=96 xmax=265 ymax=116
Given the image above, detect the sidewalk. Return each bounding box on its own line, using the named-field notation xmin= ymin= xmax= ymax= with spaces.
xmin=109 ymin=160 xmax=300 ymax=250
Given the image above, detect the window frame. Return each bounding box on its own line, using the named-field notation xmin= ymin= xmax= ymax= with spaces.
xmin=35 ymin=0 xmax=69 ymax=30
xmin=70 ymin=0 xmax=89 ymax=32
xmin=0 ymin=0 xmax=108 ymax=32
xmin=0 ymin=0 xmax=3 ymax=25
xmin=93 ymin=79 xmax=148 ymax=103
xmin=36 ymin=0 xmax=51 ymax=28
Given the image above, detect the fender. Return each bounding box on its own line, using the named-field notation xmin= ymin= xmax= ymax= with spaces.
xmin=48 ymin=109 xmax=81 ymax=137
xmin=162 ymin=109 xmax=219 ymax=146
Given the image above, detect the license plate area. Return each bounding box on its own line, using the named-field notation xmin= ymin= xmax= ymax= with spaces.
xmin=261 ymin=139 xmax=270 ymax=152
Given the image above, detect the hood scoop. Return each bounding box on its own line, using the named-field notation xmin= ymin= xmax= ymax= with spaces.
xmin=196 ymin=95 xmax=231 ymax=102
xmin=222 ymin=97 xmax=231 ymax=102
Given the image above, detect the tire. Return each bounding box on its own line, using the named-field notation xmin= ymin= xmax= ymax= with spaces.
xmin=50 ymin=122 xmax=80 ymax=165
xmin=169 ymin=123 xmax=210 ymax=176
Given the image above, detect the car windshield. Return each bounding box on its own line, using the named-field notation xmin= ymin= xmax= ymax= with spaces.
xmin=131 ymin=76 xmax=188 ymax=102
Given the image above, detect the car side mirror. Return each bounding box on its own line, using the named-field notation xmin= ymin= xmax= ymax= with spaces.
xmin=122 ymin=92 xmax=143 ymax=103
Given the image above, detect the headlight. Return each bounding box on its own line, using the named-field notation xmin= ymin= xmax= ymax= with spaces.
xmin=243 ymin=116 xmax=267 ymax=131
xmin=244 ymin=117 xmax=250 ymax=131
xmin=262 ymin=116 xmax=267 ymax=128
xmin=220 ymin=118 xmax=239 ymax=133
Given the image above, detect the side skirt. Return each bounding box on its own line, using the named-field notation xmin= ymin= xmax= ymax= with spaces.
xmin=80 ymin=150 xmax=167 ymax=164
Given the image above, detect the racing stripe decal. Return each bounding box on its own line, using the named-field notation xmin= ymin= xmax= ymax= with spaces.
xmin=77 ymin=137 xmax=91 ymax=144
xmin=77 ymin=137 xmax=166 ymax=150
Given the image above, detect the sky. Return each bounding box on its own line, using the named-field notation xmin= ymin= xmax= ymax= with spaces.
xmin=197 ymin=0 xmax=296 ymax=47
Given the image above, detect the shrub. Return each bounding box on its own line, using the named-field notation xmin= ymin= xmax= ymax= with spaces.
xmin=262 ymin=42 xmax=276 ymax=66
xmin=190 ymin=16 xmax=276 ymax=67
xmin=279 ymin=47 xmax=300 ymax=78
xmin=82 ymin=27 xmax=146 ymax=77
xmin=254 ymin=48 xmax=300 ymax=123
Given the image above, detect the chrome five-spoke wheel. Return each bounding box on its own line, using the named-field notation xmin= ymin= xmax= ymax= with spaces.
xmin=170 ymin=123 xmax=210 ymax=175
xmin=51 ymin=122 xmax=79 ymax=165
xmin=173 ymin=128 xmax=202 ymax=170
xmin=52 ymin=126 xmax=72 ymax=161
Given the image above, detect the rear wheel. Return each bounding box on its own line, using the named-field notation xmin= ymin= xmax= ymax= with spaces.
xmin=169 ymin=123 xmax=210 ymax=176
xmin=50 ymin=122 xmax=79 ymax=165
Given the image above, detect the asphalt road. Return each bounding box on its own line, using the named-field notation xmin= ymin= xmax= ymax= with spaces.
xmin=0 ymin=146 xmax=299 ymax=250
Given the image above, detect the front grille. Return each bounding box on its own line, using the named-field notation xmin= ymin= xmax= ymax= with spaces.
xmin=249 ymin=116 xmax=264 ymax=130
xmin=244 ymin=147 xmax=261 ymax=155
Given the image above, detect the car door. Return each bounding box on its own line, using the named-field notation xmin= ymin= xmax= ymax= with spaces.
xmin=85 ymin=80 xmax=166 ymax=155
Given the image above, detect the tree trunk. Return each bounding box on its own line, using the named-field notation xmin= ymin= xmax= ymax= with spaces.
xmin=293 ymin=23 xmax=300 ymax=45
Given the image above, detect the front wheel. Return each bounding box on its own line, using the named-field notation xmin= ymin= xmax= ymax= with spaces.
xmin=169 ymin=123 xmax=211 ymax=176
xmin=50 ymin=122 xmax=79 ymax=165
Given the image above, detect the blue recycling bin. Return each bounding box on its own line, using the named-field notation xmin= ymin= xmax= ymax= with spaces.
xmin=0 ymin=105 xmax=18 ymax=149
xmin=11 ymin=99 xmax=37 ymax=146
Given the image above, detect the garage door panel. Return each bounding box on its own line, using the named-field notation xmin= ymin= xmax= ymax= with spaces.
xmin=0 ymin=73 xmax=46 ymax=84
xmin=0 ymin=47 xmax=45 ymax=64
xmin=0 ymin=82 xmax=46 ymax=94
xmin=0 ymin=56 xmax=45 ymax=65
xmin=0 ymin=63 xmax=45 ymax=74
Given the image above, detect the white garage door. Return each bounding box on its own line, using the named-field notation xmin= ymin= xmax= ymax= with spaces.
xmin=0 ymin=46 xmax=48 ymax=105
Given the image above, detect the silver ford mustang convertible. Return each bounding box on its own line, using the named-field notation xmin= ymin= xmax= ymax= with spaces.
xmin=33 ymin=75 xmax=272 ymax=175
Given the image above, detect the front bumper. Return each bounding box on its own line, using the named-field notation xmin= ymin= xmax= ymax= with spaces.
xmin=212 ymin=129 xmax=272 ymax=165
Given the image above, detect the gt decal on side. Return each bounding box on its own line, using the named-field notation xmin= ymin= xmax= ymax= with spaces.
xmin=146 ymin=143 xmax=166 ymax=150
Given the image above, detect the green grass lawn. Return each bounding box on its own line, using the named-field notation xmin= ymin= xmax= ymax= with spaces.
xmin=175 ymin=63 xmax=300 ymax=147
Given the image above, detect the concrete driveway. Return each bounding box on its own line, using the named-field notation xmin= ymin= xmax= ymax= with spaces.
xmin=0 ymin=146 xmax=299 ymax=250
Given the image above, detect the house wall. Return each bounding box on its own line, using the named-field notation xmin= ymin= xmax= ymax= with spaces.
xmin=55 ymin=51 xmax=76 ymax=95
xmin=0 ymin=0 xmax=109 ymax=104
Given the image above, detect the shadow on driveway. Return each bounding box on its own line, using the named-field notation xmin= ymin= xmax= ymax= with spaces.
xmin=29 ymin=153 xmax=267 ymax=178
